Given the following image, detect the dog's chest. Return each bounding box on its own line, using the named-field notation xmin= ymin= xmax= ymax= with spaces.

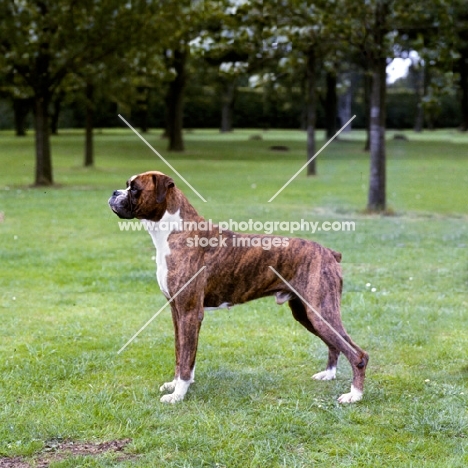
xmin=142 ymin=210 xmax=182 ymax=297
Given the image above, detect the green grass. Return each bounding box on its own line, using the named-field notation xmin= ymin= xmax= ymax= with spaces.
xmin=0 ymin=128 xmax=467 ymax=467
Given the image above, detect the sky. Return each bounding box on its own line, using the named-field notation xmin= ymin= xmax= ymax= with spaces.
xmin=387 ymin=51 xmax=420 ymax=84
xmin=387 ymin=58 xmax=412 ymax=83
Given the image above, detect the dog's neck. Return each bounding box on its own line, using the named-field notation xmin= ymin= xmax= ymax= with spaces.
xmin=141 ymin=187 xmax=203 ymax=296
xmin=140 ymin=186 xmax=203 ymax=240
xmin=165 ymin=187 xmax=203 ymax=223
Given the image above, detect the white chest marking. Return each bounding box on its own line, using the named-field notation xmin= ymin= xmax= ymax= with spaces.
xmin=141 ymin=210 xmax=182 ymax=297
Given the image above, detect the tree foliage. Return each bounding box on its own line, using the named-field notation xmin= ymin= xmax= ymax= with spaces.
xmin=0 ymin=0 xmax=464 ymax=211
xmin=0 ymin=0 xmax=138 ymax=185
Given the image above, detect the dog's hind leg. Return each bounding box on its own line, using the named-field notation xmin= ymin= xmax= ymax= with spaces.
xmin=302 ymin=284 xmax=368 ymax=404
xmin=312 ymin=346 xmax=340 ymax=381
xmin=288 ymin=297 xmax=340 ymax=381
xmin=312 ymin=313 xmax=368 ymax=403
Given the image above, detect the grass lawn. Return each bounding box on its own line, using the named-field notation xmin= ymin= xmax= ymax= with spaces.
xmin=0 ymin=127 xmax=467 ymax=467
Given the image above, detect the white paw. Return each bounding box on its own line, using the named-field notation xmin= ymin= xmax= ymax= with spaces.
xmin=159 ymin=380 xmax=176 ymax=393
xmin=312 ymin=367 xmax=336 ymax=381
xmin=160 ymin=392 xmax=184 ymax=404
xmin=159 ymin=379 xmax=191 ymax=403
xmin=338 ymin=385 xmax=363 ymax=404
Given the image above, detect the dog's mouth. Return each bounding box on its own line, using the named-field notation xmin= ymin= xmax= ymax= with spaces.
xmin=108 ymin=196 xmax=134 ymax=219
xmin=110 ymin=204 xmax=119 ymax=215
xmin=111 ymin=208 xmax=134 ymax=219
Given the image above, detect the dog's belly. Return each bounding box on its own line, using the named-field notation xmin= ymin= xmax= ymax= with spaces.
xmin=202 ymin=262 xmax=292 ymax=307
xmin=201 ymin=236 xmax=335 ymax=308
xmin=203 ymin=301 xmax=231 ymax=311
xmin=203 ymin=288 xmax=270 ymax=309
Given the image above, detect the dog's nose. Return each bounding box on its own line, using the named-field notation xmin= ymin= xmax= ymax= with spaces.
xmin=113 ymin=190 xmax=120 ymax=196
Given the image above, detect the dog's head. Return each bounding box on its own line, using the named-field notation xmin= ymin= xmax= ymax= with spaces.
xmin=108 ymin=171 xmax=175 ymax=221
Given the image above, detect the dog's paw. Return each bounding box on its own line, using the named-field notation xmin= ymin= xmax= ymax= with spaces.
xmin=160 ymin=392 xmax=184 ymax=404
xmin=160 ymin=380 xmax=177 ymax=393
xmin=312 ymin=367 xmax=336 ymax=381
xmin=159 ymin=379 xmax=191 ymax=403
xmin=337 ymin=385 xmax=363 ymax=404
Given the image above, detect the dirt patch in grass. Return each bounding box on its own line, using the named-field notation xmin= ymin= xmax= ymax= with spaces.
xmin=0 ymin=439 xmax=133 ymax=467
xmin=0 ymin=457 xmax=30 ymax=468
xmin=269 ymin=145 xmax=289 ymax=151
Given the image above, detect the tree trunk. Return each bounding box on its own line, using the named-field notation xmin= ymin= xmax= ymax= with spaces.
xmin=220 ymin=78 xmax=236 ymax=133
xmin=366 ymin=0 xmax=389 ymax=212
xmin=13 ymin=98 xmax=31 ymax=137
xmin=413 ymin=65 xmax=424 ymax=133
xmin=367 ymin=56 xmax=387 ymax=212
xmin=84 ymin=82 xmax=94 ymax=167
xmin=338 ymin=83 xmax=352 ymax=133
xmin=140 ymin=103 xmax=149 ymax=133
xmin=324 ymin=72 xmax=337 ymax=139
xmin=459 ymin=51 xmax=468 ymax=131
xmin=166 ymin=49 xmax=187 ymax=152
xmin=414 ymin=101 xmax=424 ymax=133
xmin=34 ymin=92 xmax=53 ymax=186
xmin=306 ymin=46 xmax=317 ymax=176
xmin=136 ymin=86 xmax=149 ymax=133
xmin=363 ymin=72 xmax=372 ymax=150
xmin=50 ymin=91 xmax=64 ymax=135
xmin=30 ymin=1 xmax=54 ymax=186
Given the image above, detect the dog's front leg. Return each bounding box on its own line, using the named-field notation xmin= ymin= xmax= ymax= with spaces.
xmin=159 ymin=305 xmax=182 ymax=394
xmin=160 ymin=305 xmax=204 ymax=404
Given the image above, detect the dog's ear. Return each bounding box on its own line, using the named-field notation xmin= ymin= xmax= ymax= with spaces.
xmin=154 ymin=174 xmax=175 ymax=203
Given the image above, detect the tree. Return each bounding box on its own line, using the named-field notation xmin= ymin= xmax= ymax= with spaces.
xmin=190 ymin=1 xmax=253 ymax=133
xmin=50 ymin=89 xmax=65 ymax=135
xmin=324 ymin=71 xmax=338 ymax=138
xmin=13 ymin=97 xmax=32 ymax=136
xmin=394 ymin=1 xmax=454 ymax=133
xmin=153 ymin=1 xmax=216 ymax=151
xmin=408 ymin=53 xmax=426 ymax=132
xmin=345 ymin=0 xmax=454 ymax=211
xmin=272 ymin=0 xmax=351 ymax=176
xmin=346 ymin=0 xmax=406 ymax=210
xmin=0 ymin=71 xmax=34 ymax=137
xmin=79 ymin=55 xmax=131 ymax=167
xmin=5 ymin=74 xmax=34 ymax=137
xmin=366 ymin=1 xmax=390 ymax=212
xmin=346 ymin=0 xmax=397 ymax=210
xmin=217 ymin=63 xmax=246 ymax=133
xmin=0 ymin=0 xmax=137 ymax=185
xmin=452 ymin=2 xmax=468 ymax=130
xmin=164 ymin=48 xmax=188 ymax=151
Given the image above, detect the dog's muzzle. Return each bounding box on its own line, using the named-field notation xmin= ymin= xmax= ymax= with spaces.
xmin=108 ymin=190 xmax=134 ymax=219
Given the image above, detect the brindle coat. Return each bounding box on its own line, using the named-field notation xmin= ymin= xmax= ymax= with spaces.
xmin=109 ymin=171 xmax=369 ymax=403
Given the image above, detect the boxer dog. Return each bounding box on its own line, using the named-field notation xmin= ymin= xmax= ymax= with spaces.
xmin=109 ymin=171 xmax=368 ymax=404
